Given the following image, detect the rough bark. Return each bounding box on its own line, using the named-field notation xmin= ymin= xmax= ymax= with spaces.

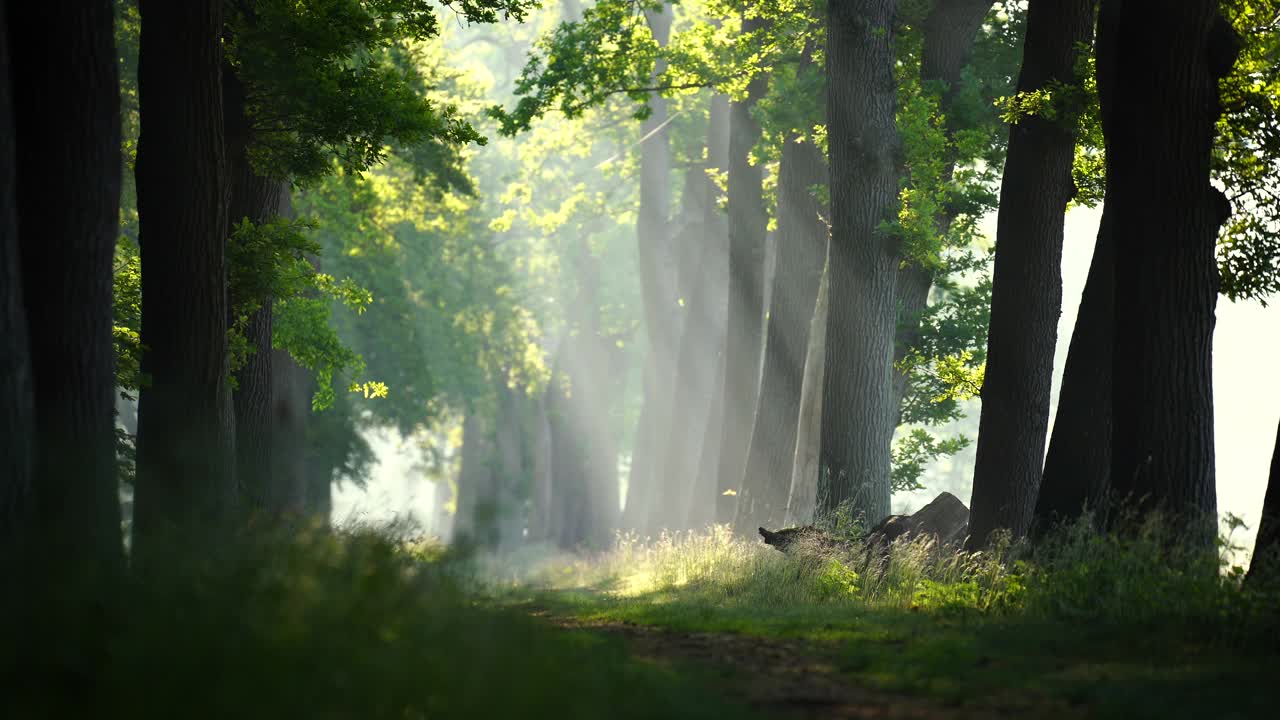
xmin=224 ymin=58 xmax=288 ymax=518
xmin=1246 ymin=420 xmax=1280 ymax=585
xmin=817 ymin=0 xmax=901 ymax=526
xmin=786 ymin=256 xmax=828 ymax=527
xmin=132 ymin=0 xmax=236 ymax=554
xmin=1035 ymin=208 xmax=1115 ymax=530
xmin=625 ymin=7 xmax=678 ymax=534
xmin=1105 ymin=0 xmax=1237 ymax=539
xmin=8 ymin=0 xmax=124 ymax=575
xmin=967 ymin=0 xmax=1097 ymax=548
xmin=0 ymin=1 xmax=32 ymax=557
xmin=737 ymin=134 xmax=828 ymax=534
xmin=716 ymin=12 xmax=771 ymax=521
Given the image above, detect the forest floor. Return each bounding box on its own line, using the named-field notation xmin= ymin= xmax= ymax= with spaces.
xmin=532 ymin=609 xmax=1047 ymax=719
xmin=508 ymin=588 xmax=1278 ymax=720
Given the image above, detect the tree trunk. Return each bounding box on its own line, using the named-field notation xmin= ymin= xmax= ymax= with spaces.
xmin=224 ymin=59 xmax=288 ymax=519
xmin=1035 ymin=207 xmax=1115 ymax=530
xmin=1105 ymin=0 xmax=1237 ymax=539
xmin=269 ymin=348 xmax=310 ymax=516
xmin=786 ymin=255 xmax=829 ymax=527
xmin=967 ymin=0 xmax=1097 ymax=548
xmin=817 ymin=0 xmax=901 ymax=526
xmin=8 ymin=0 xmax=124 ymax=575
xmin=626 ymin=7 xmax=678 ymax=535
xmin=0 ymin=1 xmax=32 ymax=558
xmin=527 ymin=390 xmax=554 ymax=542
xmin=453 ymin=410 xmax=494 ymax=547
xmin=133 ymin=0 xmax=235 ymax=555
xmin=716 ymin=12 xmax=771 ymax=520
xmin=1246 ymin=420 xmax=1280 ymax=585
xmin=890 ymin=0 xmax=995 ymax=425
xmin=737 ymin=133 xmax=827 ymax=534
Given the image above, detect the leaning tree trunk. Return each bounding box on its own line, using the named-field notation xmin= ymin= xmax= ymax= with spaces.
xmin=890 ymin=0 xmax=995 ymax=425
xmin=817 ymin=0 xmax=901 ymax=526
xmin=1246 ymin=420 xmax=1280 ymax=586
xmin=624 ymin=7 xmax=677 ymax=535
xmin=967 ymin=0 xmax=1097 ymax=549
xmin=786 ymin=256 xmax=829 ymax=527
xmin=1035 ymin=207 xmax=1115 ymax=531
xmin=716 ymin=12 xmax=771 ymax=523
xmin=0 ymin=2 xmax=32 ymax=560
xmin=8 ymin=1 xmax=124 ymax=577
xmin=737 ymin=132 xmax=827 ymax=534
xmin=223 ymin=61 xmax=288 ymax=520
xmin=133 ymin=0 xmax=236 ymax=557
xmin=1104 ymin=0 xmax=1237 ymax=541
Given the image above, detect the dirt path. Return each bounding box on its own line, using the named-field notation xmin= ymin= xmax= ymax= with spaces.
xmin=534 ymin=612 xmax=1072 ymax=720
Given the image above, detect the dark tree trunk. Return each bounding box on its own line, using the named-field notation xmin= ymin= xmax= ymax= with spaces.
xmin=817 ymin=0 xmax=901 ymax=526
xmin=1246 ymin=420 xmax=1280 ymax=586
xmin=715 ymin=13 xmax=771 ymax=520
xmin=1104 ymin=0 xmax=1237 ymax=539
xmin=737 ymin=133 xmax=827 ymax=534
xmin=890 ymin=0 xmax=994 ymax=425
xmin=967 ymin=0 xmax=1097 ymax=548
xmin=224 ymin=60 xmax=287 ymax=519
xmin=625 ymin=7 xmax=678 ymax=535
xmin=269 ymin=348 xmax=310 ymax=516
xmin=8 ymin=0 xmax=124 ymax=576
xmin=1035 ymin=208 xmax=1115 ymax=530
xmin=0 ymin=1 xmax=32 ymax=558
xmin=453 ymin=411 xmax=495 ymax=547
xmin=132 ymin=0 xmax=235 ymax=555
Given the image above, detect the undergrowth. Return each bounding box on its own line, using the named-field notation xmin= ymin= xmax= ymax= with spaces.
xmin=3 ymin=525 xmax=752 ymax=720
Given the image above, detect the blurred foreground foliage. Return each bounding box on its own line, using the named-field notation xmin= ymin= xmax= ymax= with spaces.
xmin=4 ymin=527 xmax=749 ymax=720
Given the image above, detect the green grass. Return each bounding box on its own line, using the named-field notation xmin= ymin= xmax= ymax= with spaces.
xmin=480 ymin=519 xmax=1280 ymax=719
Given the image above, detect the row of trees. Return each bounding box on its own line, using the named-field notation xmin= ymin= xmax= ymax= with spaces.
xmin=0 ymin=0 xmax=546 ymax=610
xmin=456 ymin=0 xmax=1280 ymax=580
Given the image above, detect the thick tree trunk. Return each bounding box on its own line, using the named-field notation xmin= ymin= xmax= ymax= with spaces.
xmin=716 ymin=13 xmax=771 ymax=520
xmin=786 ymin=256 xmax=829 ymax=527
xmin=453 ymin=411 xmax=493 ymax=547
xmin=133 ymin=0 xmax=235 ymax=555
xmin=817 ymin=0 xmax=901 ymax=526
xmin=8 ymin=1 xmax=124 ymax=575
xmin=224 ymin=60 xmax=288 ymax=519
xmin=890 ymin=0 xmax=995 ymax=425
xmin=269 ymin=348 xmax=310 ymax=516
xmin=494 ymin=383 xmax=528 ymax=551
xmin=1104 ymin=0 xmax=1236 ymax=539
xmin=626 ymin=7 xmax=678 ymax=534
xmin=737 ymin=134 xmax=827 ymax=534
xmin=1035 ymin=208 xmax=1115 ymax=530
xmin=0 ymin=2 xmax=32 ymax=558
xmin=1246 ymin=420 xmax=1280 ymax=585
xmin=967 ymin=0 xmax=1097 ymax=548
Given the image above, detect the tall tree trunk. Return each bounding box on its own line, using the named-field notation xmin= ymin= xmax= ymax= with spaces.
xmin=737 ymin=132 xmax=827 ymax=534
xmin=967 ymin=0 xmax=1097 ymax=548
xmin=453 ymin=410 xmax=494 ymax=547
xmin=716 ymin=12 xmax=771 ymax=521
xmin=818 ymin=0 xmax=901 ymax=526
xmin=1246 ymin=420 xmax=1280 ymax=586
xmin=1104 ymin=0 xmax=1237 ymax=539
xmin=224 ymin=59 xmax=287 ymax=519
xmin=890 ymin=0 xmax=995 ymax=425
xmin=8 ymin=0 xmax=124 ymax=576
xmin=626 ymin=7 xmax=677 ymax=534
xmin=0 ymin=1 xmax=32 ymax=558
xmin=133 ymin=0 xmax=235 ymax=555
xmin=494 ymin=382 xmax=528 ymax=551
xmin=1035 ymin=208 xmax=1115 ymax=530
xmin=675 ymin=95 xmax=731 ymax=532
xmin=269 ymin=348 xmax=310 ymax=516
xmin=786 ymin=255 xmax=829 ymax=527
xmin=527 ymin=389 xmax=554 ymax=542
